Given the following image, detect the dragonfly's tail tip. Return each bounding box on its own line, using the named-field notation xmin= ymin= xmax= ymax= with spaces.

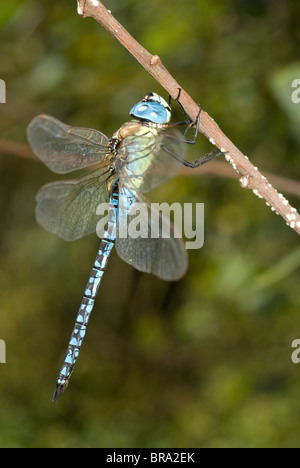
xmin=52 ymin=382 xmax=68 ymax=403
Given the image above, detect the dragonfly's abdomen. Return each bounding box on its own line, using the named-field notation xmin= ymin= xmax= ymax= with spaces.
xmin=52 ymin=183 xmax=119 ymax=403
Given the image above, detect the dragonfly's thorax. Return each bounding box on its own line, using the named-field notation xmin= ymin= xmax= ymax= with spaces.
xmin=109 ymin=121 xmax=164 ymax=190
xmin=111 ymin=121 xmax=162 ymax=144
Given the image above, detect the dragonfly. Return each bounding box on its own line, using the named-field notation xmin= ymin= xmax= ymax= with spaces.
xmin=27 ymin=92 xmax=221 ymax=402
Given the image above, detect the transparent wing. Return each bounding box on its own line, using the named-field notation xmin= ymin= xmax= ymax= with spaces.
xmin=118 ymin=125 xmax=186 ymax=193
xmin=35 ymin=167 xmax=113 ymax=241
xmin=115 ymin=184 xmax=188 ymax=281
xmin=27 ymin=114 xmax=109 ymax=174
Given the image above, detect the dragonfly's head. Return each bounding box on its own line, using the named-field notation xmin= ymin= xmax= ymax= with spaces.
xmin=130 ymin=92 xmax=171 ymax=124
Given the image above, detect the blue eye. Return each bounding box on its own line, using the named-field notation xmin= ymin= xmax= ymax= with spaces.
xmin=130 ymin=100 xmax=170 ymax=124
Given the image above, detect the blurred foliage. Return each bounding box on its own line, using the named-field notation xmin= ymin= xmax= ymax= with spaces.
xmin=0 ymin=0 xmax=300 ymax=448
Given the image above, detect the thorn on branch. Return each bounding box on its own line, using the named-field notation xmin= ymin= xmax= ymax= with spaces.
xmin=77 ymin=0 xmax=85 ymax=16
xmin=150 ymin=55 xmax=162 ymax=67
xmin=240 ymin=175 xmax=253 ymax=189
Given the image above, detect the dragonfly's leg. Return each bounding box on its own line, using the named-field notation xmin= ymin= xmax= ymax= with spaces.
xmin=162 ymin=144 xmax=225 ymax=168
xmin=186 ymin=149 xmax=225 ymax=168
xmin=52 ymin=182 xmax=119 ymax=403
xmin=182 ymin=106 xmax=201 ymax=145
xmin=166 ymin=88 xmax=201 ymax=144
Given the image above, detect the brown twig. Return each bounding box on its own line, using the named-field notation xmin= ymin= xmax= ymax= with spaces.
xmin=76 ymin=0 xmax=300 ymax=235
xmin=0 ymin=138 xmax=36 ymax=160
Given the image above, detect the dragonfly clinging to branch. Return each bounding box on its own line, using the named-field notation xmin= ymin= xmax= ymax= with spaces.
xmin=27 ymin=92 xmax=221 ymax=402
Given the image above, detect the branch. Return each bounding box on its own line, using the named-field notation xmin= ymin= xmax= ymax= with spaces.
xmin=0 ymin=138 xmax=36 ymax=160
xmin=76 ymin=0 xmax=300 ymax=235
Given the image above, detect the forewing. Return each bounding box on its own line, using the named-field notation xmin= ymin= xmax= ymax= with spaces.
xmin=139 ymin=127 xmax=186 ymax=192
xmin=115 ymin=185 xmax=188 ymax=281
xmin=27 ymin=114 xmax=109 ymax=174
xmin=118 ymin=126 xmax=186 ymax=193
xmin=35 ymin=168 xmax=113 ymax=241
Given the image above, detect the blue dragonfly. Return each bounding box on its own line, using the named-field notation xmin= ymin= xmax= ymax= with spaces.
xmin=27 ymin=92 xmax=220 ymax=402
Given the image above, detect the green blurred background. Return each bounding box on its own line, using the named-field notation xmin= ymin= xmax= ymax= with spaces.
xmin=0 ymin=0 xmax=300 ymax=448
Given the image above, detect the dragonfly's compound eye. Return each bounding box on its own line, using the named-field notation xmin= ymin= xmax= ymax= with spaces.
xmin=130 ymin=93 xmax=171 ymax=124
